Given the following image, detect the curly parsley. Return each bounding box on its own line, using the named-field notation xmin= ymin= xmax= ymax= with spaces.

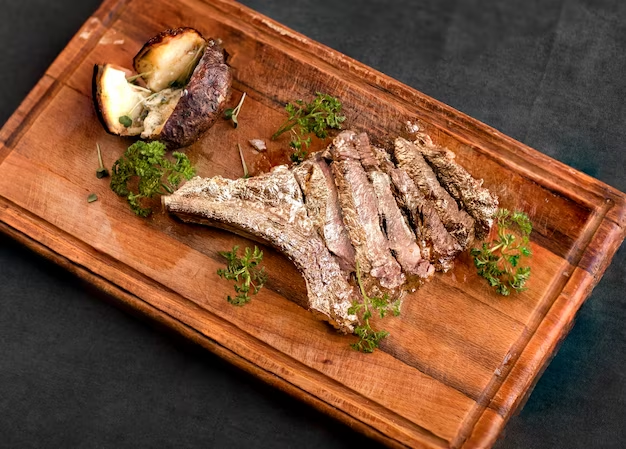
xmin=110 ymin=141 xmax=195 ymax=217
xmin=470 ymin=209 xmax=533 ymax=296
xmin=271 ymin=92 xmax=346 ymax=164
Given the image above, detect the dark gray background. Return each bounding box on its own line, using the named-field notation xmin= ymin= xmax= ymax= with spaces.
xmin=1 ymin=0 xmax=624 ymax=448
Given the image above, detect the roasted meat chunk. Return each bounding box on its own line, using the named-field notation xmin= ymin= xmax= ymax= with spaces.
xmin=163 ymin=129 xmax=499 ymax=332
xmin=293 ymin=153 xmax=356 ymax=272
xmin=355 ymin=133 xmax=433 ymax=280
xmin=413 ymin=134 xmax=498 ymax=238
xmin=327 ymin=131 xmax=405 ymax=291
xmin=393 ymin=137 xmax=475 ymax=249
xmin=373 ymin=146 xmax=461 ymax=271
xmin=162 ymin=166 xmax=357 ymax=333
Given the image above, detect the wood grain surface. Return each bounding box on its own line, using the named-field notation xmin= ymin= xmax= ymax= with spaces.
xmin=0 ymin=0 xmax=624 ymax=448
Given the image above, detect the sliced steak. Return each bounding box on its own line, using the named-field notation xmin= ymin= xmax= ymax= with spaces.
xmin=354 ymin=133 xmax=433 ymax=280
xmin=372 ymin=146 xmax=460 ymax=271
xmin=293 ymin=153 xmax=356 ymax=272
xmin=162 ymin=166 xmax=357 ymax=333
xmin=327 ymin=131 xmax=405 ymax=290
xmin=393 ymin=137 xmax=475 ymax=249
xmin=413 ymin=134 xmax=498 ymax=238
xmin=369 ymin=170 xmax=435 ymax=279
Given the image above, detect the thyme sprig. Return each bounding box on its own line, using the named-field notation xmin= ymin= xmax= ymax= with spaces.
xmin=217 ymin=245 xmax=267 ymax=306
xmin=348 ymin=262 xmax=400 ymax=353
xmin=271 ymin=92 xmax=346 ymax=164
xmin=470 ymin=209 xmax=533 ymax=296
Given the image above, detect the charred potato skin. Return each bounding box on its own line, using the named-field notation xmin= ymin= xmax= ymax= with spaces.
xmin=158 ymin=39 xmax=232 ymax=149
xmin=92 ymin=64 xmax=111 ymax=134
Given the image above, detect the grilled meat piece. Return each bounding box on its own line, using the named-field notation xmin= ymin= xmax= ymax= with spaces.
xmin=369 ymin=170 xmax=435 ymax=279
xmin=354 ymin=132 xmax=379 ymax=171
xmin=293 ymin=153 xmax=356 ymax=272
xmin=372 ymin=146 xmax=459 ymax=271
xmin=413 ymin=134 xmax=498 ymax=238
xmin=393 ymin=138 xmax=475 ymax=249
xmin=163 ymin=128 xmax=498 ymax=333
xmin=327 ymin=131 xmax=405 ymax=291
xmin=354 ymin=134 xmax=433 ymax=280
xmin=162 ymin=166 xmax=357 ymax=333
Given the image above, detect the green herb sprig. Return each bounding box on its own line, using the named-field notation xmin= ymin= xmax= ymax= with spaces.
xmin=126 ymin=71 xmax=152 ymax=83
xmin=348 ymin=262 xmax=400 ymax=353
xmin=96 ymin=143 xmax=109 ymax=179
xmin=119 ymin=91 xmax=161 ymax=128
xmin=271 ymin=92 xmax=346 ymax=164
xmin=470 ymin=209 xmax=533 ymax=296
xmin=237 ymin=143 xmax=250 ymax=178
xmin=110 ymin=141 xmax=195 ymax=217
xmin=224 ymin=92 xmax=247 ymax=128
xmin=217 ymin=245 xmax=267 ymax=306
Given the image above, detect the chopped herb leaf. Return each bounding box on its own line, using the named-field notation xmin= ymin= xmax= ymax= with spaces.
xmin=118 ymin=115 xmax=132 ymax=127
xmin=87 ymin=193 xmax=98 ymax=203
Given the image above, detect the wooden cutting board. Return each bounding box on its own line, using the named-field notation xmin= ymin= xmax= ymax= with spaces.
xmin=1 ymin=0 xmax=624 ymax=447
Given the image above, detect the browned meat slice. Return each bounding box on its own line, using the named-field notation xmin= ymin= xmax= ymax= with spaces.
xmin=162 ymin=166 xmax=357 ymax=333
xmin=354 ymin=133 xmax=433 ymax=280
xmin=292 ymin=153 xmax=356 ymax=271
xmin=372 ymin=146 xmax=460 ymax=271
xmin=369 ymin=170 xmax=435 ymax=279
xmin=354 ymin=132 xmax=379 ymax=170
xmin=393 ymin=137 xmax=475 ymax=249
xmin=413 ymin=134 xmax=498 ymax=238
xmin=328 ymin=131 xmax=405 ymax=290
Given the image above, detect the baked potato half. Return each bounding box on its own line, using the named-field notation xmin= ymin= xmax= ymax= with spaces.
xmin=133 ymin=27 xmax=206 ymax=92
xmin=93 ymin=27 xmax=232 ymax=149
xmin=93 ymin=63 xmax=150 ymax=136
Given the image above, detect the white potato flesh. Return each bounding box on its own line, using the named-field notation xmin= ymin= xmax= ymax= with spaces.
xmin=98 ymin=64 xmax=148 ymax=135
xmin=135 ymin=31 xmax=206 ymax=92
xmin=141 ymin=88 xmax=183 ymax=139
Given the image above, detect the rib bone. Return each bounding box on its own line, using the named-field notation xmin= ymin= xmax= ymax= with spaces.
xmin=162 ymin=166 xmax=357 ymax=332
